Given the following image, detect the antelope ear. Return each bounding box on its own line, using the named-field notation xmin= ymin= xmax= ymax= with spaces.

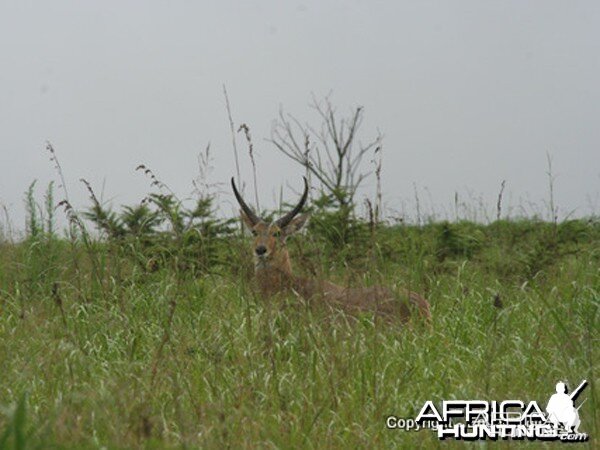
xmin=282 ymin=213 xmax=309 ymax=236
xmin=239 ymin=209 xmax=256 ymax=230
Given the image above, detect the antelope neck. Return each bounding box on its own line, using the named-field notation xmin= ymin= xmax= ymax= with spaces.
xmin=255 ymin=249 xmax=296 ymax=294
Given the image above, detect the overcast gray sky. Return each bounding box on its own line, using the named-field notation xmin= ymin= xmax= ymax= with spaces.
xmin=1 ymin=1 xmax=599 ymax=232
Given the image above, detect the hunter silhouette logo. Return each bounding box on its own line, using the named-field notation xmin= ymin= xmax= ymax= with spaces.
xmin=546 ymin=380 xmax=586 ymax=434
xmin=407 ymin=379 xmax=589 ymax=442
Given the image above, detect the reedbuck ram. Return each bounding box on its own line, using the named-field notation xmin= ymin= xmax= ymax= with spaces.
xmin=232 ymin=177 xmax=431 ymax=323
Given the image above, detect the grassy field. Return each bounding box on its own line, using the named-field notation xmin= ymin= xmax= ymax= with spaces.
xmin=0 ymin=192 xmax=598 ymax=448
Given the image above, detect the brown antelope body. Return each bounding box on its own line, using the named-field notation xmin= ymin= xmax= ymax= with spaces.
xmin=232 ymin=177 xmax=431 ymax=322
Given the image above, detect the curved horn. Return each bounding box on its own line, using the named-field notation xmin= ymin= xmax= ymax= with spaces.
xmin=231 ymin=177 xmax=260 ymax=225
xmin=276 ymin=177 xmax=309 ymax=228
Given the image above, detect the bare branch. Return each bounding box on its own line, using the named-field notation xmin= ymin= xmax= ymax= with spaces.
xmin=270 ymin=95 xmax=383 ymax=210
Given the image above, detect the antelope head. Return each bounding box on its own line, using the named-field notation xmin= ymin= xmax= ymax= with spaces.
xmin=231 ymin=177 xmax=309 ymax=271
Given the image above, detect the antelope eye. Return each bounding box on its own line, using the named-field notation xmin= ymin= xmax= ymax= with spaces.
xmin=272 ymin=230 xmax=281 ymax=237
xmin=251 ymin=229 xmax=258 ymax=236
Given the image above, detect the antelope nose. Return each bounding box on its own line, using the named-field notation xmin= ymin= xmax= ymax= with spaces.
xmin=255 ymin=245 xmax=267 ymax=256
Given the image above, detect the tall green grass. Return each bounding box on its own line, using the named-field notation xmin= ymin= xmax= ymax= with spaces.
xmin=0 ymin=185 xmax=597 ymax=449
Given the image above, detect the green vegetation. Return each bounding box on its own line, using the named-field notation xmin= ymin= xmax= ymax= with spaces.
xmin=0 ymin=180 xmax=598 ymax=449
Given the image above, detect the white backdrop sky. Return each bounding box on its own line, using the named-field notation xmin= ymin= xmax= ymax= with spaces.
xmin=1 ymin=1 xmax=599 ymax=232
